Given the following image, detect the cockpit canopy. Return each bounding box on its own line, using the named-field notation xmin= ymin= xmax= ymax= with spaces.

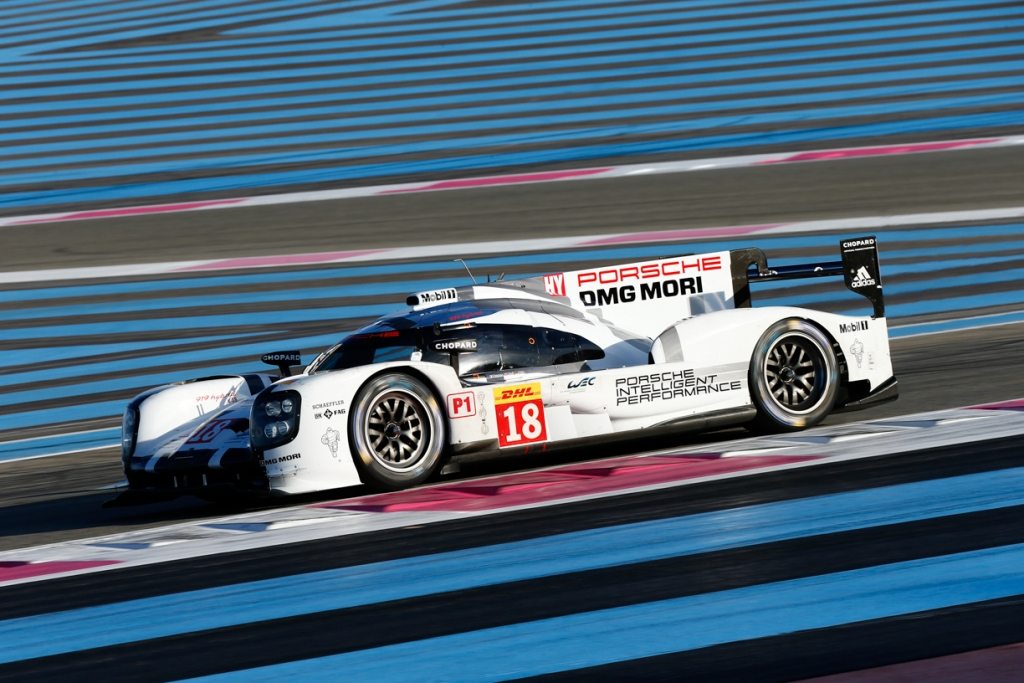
xmin=309 ymin=299 xmax=609 ymax=381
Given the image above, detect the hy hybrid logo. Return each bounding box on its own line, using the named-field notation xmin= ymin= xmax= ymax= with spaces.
xmin=544 ymin=273 xmax=566 ymax=297
xmin=851 ymin=266 xmax=877 ymax=288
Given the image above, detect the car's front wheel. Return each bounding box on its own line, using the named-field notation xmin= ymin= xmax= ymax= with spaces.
xmin=349 ymin=373 xmax=445 ymax=490
xmin=749 ymin=319 xmax=838 ymax=432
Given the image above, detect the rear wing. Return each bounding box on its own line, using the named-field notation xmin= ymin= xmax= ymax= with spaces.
xmin=733 ymin=235 xmax=885 ymax=318
xmin=407 ymin=236 xmax=885 ymax=339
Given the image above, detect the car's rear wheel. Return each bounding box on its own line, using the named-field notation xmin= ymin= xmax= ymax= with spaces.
xmin=749 ymin=319 xmax=838 ymax=432
xmin=349 ymin=373 xmax=445 ymax=490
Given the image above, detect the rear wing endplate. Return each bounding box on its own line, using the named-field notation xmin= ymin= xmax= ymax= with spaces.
xmin=730 ymin=236 xmax=885 ymax=318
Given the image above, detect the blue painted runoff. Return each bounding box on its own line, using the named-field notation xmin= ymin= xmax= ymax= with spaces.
xmin=892 ymin=309 xmax=1024 ymax=338
xmin=1 ymin=467 xmax=1021 ymax=663
xmin=6 ymin=6 xmax=1016 ymax=85
xmin=4 ymin=7 xmax=1020 ymax=115
xmin=0 ymin=427 xmax=119 ymax=462
xmin=3 ymin=109 xmax=1019 ymax=210
xmin=5 ymin=53 xmax=1021 ymax=166
xmin=9 ymin=17 xmax=1020 ymax=127
xmin=188 ymin=543 xmax=1024 ymax=682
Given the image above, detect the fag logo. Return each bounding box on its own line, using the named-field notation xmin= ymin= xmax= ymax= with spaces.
xmin=851 ymin=266 xmax=877 ymax=288
xmin=494 ymin=382 xmax=541 ymax=405
xmin=544 ymin=273 xmax=566 ymax=297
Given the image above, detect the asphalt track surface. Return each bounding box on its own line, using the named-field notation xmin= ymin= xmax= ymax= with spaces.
xmin=2 ymin=436 xmax=1023 ymax=682
xmin=1 ymin=146 xmax=1023 ymax=551
xmin=5 ymin=145 xmax=1023 ymax=271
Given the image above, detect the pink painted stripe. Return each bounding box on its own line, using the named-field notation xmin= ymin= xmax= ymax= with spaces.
xmin=0 ymin=560 xmax=121 ymax=582
xmin=1 ymin=136 xmax=1014 ymax=230
xmin=760 ymin=138 xmax=997 ymax=164
xmin=379 ymin=167 xmax=612 ymax=193
xmin=581 ymin=223 xmax=782 ymax=246
xmin=177 ymin=248 xmax=386 ymax=271
xmin=12 ymin=198 xmax=245 ymax=224
xmin=970 ymin=397 xmax=1024 ymax=411
xmin=796 ymin=642 xmax=1024 ymax=683
xmin=317 ymin=453 xmax=817 ymax=513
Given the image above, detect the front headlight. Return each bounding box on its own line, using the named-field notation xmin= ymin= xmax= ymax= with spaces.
xmin=122 ymin=405 xmax=140 ymax=460
xmin=252 ymin=390 xmax=301 ymax=450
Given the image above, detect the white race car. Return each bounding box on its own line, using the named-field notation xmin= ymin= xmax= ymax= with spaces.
xmin=119 ymin=237 xmax=896 ymax=498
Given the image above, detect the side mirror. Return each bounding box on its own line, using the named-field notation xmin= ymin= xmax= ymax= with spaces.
xmin=261 ymin=350 xmax=302 ymax=377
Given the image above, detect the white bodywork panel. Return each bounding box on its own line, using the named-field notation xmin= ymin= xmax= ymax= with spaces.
xmin=133 ymin=376 xmax=273 ymax=471
xmin=652 ymin=307 xmax=894 ymax=392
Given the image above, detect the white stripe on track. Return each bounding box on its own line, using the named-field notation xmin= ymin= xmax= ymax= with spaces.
xmin=0 ymin=135 xmax=1019 ymax=233
xmin=2 ymin=205 xmax=1024 ymax=285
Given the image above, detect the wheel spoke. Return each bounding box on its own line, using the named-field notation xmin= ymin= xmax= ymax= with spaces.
xmin=396 ymin=441 xmax=410 ymax=460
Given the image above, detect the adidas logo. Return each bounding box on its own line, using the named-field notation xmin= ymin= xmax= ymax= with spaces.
xmin=851 ymin=266 xmax=876 ymax=288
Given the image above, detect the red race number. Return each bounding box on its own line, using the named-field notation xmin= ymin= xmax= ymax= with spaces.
xmin=493 ymin=383 xmax=547 ymax=447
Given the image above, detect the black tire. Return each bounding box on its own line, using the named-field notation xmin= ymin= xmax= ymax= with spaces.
xmin=349 ymin=373 xmax=445 ymax=490
xmin=749 ymin=319 xmax=839 ymax=432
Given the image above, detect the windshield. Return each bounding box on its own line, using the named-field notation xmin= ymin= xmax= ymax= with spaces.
xmin=312 ymin=328 xmax=425 ymax=372
xmin=311 ymin=319 xmax=604 ymax=378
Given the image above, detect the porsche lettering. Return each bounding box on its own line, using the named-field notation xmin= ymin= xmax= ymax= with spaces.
xmin=576 ymin=256 xmax=721 ymax=286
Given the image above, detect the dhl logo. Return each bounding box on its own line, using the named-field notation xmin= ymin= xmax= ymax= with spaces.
xmin=494 ymin=382 xmax=541 ymax=404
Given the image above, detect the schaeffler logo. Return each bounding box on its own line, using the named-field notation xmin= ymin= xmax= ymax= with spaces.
xmin=321 ymin=427 xmax=340 ymax=458
xmin=851 ymin=266 xmax=877 ymax=288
